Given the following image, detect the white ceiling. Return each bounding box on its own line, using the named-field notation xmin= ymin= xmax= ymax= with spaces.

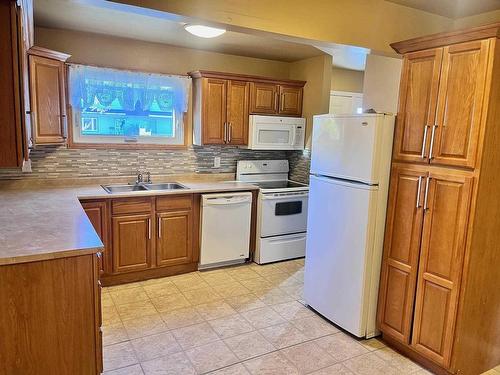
xmin=34 ymin=0 xmax=325 ymax=63
xmin=385 ymin=0 xmax=500 ymax=18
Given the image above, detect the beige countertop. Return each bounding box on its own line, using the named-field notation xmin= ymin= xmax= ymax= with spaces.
xmin=0 ymin=175 xmax=258 ymax=266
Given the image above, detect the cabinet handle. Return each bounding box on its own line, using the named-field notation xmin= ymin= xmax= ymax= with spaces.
xmin=275 ymin=92 xmax=279 ymax=111
xmin=148 ymin=218 xmax=151 ymax=239
xmin=416 ymin=176 xmax=423 ymax=208
xmin=158 ymin=217 xmax=161 ymax=238
xmin=228 ymin=123 xmax=232 ymax=143
xmin=421 ymin=126 xmax=429 ymax=159
xmin=423 ymin=177 xmax=431 ymax=211
xmin=223 ymin=122 xmax=227 ymax=143
xmin=428 ymin=125 xmax=437 ymax=159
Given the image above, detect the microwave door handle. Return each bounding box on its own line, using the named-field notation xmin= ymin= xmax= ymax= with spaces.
xmin=290 ymin=127 xmax=296 ymax=147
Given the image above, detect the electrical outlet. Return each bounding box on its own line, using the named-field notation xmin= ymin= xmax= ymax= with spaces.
xmin=214 ymin=156 xmax=221 ymax=168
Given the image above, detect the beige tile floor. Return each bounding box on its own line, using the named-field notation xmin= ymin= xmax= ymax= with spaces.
xmin=101 ymin=259 xmax=433 ymax=375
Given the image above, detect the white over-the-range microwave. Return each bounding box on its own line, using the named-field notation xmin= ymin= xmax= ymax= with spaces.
xmin=246 ymin=115 xmax=305 ymax=150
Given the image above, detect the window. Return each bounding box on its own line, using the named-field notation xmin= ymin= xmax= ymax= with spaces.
xmin=68 ymin=65 xmax=190 ymax=147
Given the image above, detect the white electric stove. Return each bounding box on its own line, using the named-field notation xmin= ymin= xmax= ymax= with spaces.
xmin=236 ymin=160 xmax=309 ymax=264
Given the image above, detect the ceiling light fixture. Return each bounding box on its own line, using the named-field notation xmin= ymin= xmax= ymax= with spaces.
xmin=184 ymin=24 xmax=226 ymax=38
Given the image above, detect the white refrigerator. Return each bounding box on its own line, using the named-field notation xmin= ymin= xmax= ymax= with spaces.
xmin=304 ymin=113 xmax=395 ymax=338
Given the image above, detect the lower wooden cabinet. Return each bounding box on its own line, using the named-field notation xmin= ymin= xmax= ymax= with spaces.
xmin=378 ymin=165 xmax=473 ymax=370
xmin=156 ymin=210 xmax=193 ymax=267
xmin=81 ymin=200 xmax=108 ymax=275
xmin=82 ymin=194 xmax=201 ymax=285
xmin=112 ymin=213 xmax=152 ymax=273
xmin=0 ymin=253 xmax=103 ymax=374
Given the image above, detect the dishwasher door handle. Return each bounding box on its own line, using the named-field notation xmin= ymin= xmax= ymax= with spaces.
xmin=204 ymin=197 xmax=252 ymax=206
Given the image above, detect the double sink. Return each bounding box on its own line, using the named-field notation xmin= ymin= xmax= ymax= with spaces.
xmin=101 ymin=182 xmax=188 ymax=194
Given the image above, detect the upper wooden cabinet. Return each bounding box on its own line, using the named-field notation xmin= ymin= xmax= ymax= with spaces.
xmin=393 ymin=38 xmax=492 ymax=169
xmin=431 ymin=40 xmax=490 ymax=168
xmin=393 ymin=49 xmax=442 ymax=164
xmin=190 ymin=71 xmax=305 ymax=146
xmin=28 ymin=47 xmax=70 ymax=145
xmin=249 ymin=82 xmax=303 ymax=116
xmin=249 ymin=82 xmax=278 ymax=114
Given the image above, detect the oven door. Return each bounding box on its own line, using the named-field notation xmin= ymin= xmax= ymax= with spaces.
xmin=260 ymin=191 xmax=308 ymax=237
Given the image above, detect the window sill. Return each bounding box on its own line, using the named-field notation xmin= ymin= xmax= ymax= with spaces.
xmin=67 ymin=141 xmax=188 ymax=150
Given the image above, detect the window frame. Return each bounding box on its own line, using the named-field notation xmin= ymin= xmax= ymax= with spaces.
xmin=66 ymin=64 xmax=189 ymax=150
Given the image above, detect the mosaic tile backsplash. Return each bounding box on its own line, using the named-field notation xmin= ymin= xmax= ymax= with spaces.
xmin=0 ymin=145 xmax=296 ymax=180
xmin=288 ymin=149 xmax=311 ymax=184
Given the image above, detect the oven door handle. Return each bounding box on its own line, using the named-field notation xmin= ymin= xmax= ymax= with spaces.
xmin=266 ymin=234 xmax=307 ymax=244
xmin=262 ymin=193 xmax=309 ymax=200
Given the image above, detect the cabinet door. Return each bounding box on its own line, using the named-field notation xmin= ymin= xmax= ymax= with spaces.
xmin=377 ymin=166 xmax=426 ymax=343
xmin=393 ymin=49 xmax=442 ymax=163
xmin=0 ymin=1 xmax=24 ymax=168
xmin=227 ymin=80 xmax=249 ymax=145
xmin=81 ymin=201 xmax=108 ymax=275
xmin=411 ymin=172 xmax=473 ymax=367
xmin=202 ymin=78 xmax=227 ymax=144
xmin=112 ymin=214 xmax=152 ymax=273
xmin=29 ymin=55 xmax=66 ymax=144
xmin=249 ymin=82 xmax=279 ymax=114
xmin=278 ymin=85 xmax=303 ymax=116
xmin=156 ymin=210 xmax=193 ymax=267
xmin=431 ymin=40 xmax=490 ymax=169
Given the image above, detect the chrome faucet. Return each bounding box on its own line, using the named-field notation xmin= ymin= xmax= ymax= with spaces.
xmin=135 ymin=171 xmax=143 ymax=184
xmin=144 ymin=171 xmax=152 ymax=184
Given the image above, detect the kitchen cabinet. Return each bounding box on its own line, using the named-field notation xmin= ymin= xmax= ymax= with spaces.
xmin=249 ymin=82 xmax=303 ymax=116
xmin=157 ymin=211 xmax=193 ymax=267
xmin=28 ymin=47 xmax=70 ymax=145
xmin=0 ymin=253 xmax=103 ymax=374
xmin=249 ymin=82 xmax=279 ymax=114
xmin=392 ymin=39 xmax=490 ymax=170
xmin=190 ymin=71 xmax=305 ymax=146
xmin=378 ymin=23 xmax=500 ymax=375
xmin=112 ymin=213 xmax=152 ymax=273
xmin=392 ymin=49 xmax=442 ymax=164
xmin=0 ymin=1 xmax=24 ymax=168
xmin=81 ymin=200 xmax=109 ymax=275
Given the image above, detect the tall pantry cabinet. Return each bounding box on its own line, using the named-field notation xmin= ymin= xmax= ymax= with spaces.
xmin=377 ymin=23 xmax=500 ymax=375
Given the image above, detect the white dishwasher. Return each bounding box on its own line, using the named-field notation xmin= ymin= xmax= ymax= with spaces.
xmin=199 ymin=192 xmax=253 ymax=269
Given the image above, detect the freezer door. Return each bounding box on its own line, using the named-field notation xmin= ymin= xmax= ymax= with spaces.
xmin=311 ymin=114 xmax=391 ymax=184
xmin=304 ymin=175 xmax=378 ymax=337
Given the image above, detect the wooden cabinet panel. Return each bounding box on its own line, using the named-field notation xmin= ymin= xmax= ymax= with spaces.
xmin=112 ymin=214 xmax=152 ymax=273
xmin=156 ymin=210 xmax=193 ymax=267
xmin=81 ymin=201 xmax=108 ymax=275
xmin=378 ymin=166 xmax=426 ymax=343
xmin=393 ymin=49 xmax=442 ymax=163
xmin=0 ymin=1 xmax=24 ymax=168
xmin=278 ymin=85 xmax=303 ymax=116
xmin=227 ymin=80 xmax=249 ymax=145
xmin=431 ymin=40 xmax=490 ymax=169
xmin=0 ymin=255 xmax=100 ymax=374
xmin=29 ymin=54 xmax=66 ymax=144
xmin=249 ymin=82 xmax=279 ymax=114
xmin=411 ymin=172 xmax=472 ymax=367
xmin=112 ymin=197 xmax=152 ymax=215
xmin=202 ymin=78 xmax=227 ymax=144
xmin=156 ymin=195 xmax=192 ymax=211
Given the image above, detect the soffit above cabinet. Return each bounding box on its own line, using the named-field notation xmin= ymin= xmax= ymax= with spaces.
xmin=188 ymin=71 xmax=306 ymax=87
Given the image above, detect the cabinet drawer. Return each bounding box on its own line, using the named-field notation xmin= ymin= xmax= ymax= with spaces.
xmin=112 ymin=198 xmax=152 ymax=215
xmin=157 ymin=195 xmax=193 ymax=211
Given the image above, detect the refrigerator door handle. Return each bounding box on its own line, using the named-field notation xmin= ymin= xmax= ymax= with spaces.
xmin=416 ymin=176 xmax=423 ymax=208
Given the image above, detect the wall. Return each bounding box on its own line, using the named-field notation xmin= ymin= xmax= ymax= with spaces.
xmin=362 ymin=54 xmax=402 ymax=113
xmin=330 ymin=67 xmax=364 ymax=93
xmin=289 ymin=55 xmax=332 ymax=148
xmin=112 ymin=0 xmax=453 ymax=54
xmin=35 ymin=27 xmax=291 ymax=79
xmin=0 ymin=27 xmax=331 ymax=180
xmin=453 ymin=10 xmax=500 ymax=30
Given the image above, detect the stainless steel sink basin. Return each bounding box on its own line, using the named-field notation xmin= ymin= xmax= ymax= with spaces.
xmin=144 ymin=183 xmax=188 ymax=191
xmin=101 ymin=184 xmax=148 ymax=194
xmin=101 ymin=182 xmax=188 ymax=194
